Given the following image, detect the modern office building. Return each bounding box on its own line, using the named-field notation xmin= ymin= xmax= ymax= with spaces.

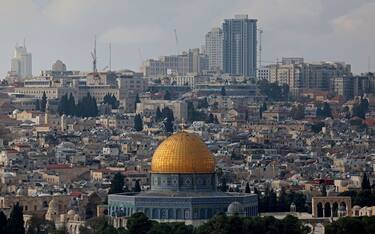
xmin=108 ymin=132 xmax=258 ymax=227
xmin=262 ymin=61 xmax=352 ymax=96
xmin=141 ymin=49 xmax=208 ymax=78
xmin=205 ymin=27 xmax=223 ymax=71
xmin=11 ymin=45 xmax=32 ymax=79
xmin=281 ymin=57 xmax=304 ymax=65
xmin=223 ymin=15 xmax=257 ymax=77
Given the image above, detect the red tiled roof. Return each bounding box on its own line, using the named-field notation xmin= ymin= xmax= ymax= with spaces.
xmin=69 ymin=191 xmax=82 ymax=197
xmin=46 ymin=164 xmax=71 ymax=170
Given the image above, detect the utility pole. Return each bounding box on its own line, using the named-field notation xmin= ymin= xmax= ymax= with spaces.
xmin=368 ymin=56 xmax=371 ymax=73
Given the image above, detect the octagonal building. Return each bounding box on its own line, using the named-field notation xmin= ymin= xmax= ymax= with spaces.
xmin=108 ymin=132 xmax=258 ymax=226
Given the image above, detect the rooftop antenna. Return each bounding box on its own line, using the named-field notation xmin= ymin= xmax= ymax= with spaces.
xmin=368 ymin=56 xmax=371 ymax=73
xmin=91 ymin=36 xmax=97 ymax=73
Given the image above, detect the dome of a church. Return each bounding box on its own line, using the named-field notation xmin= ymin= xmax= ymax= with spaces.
xmin=227 ymin=202 xmax=244 ymax=214
xmin=151 ymin=132 xmax=215 ymax=174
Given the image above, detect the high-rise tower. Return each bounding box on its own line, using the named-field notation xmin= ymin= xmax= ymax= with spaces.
xmin=223 ymin=15 xmax=257 ymax=77
xmin=205 ymin=27 xmax=223 ymax=71
xmin=11 ymin=43 xmax=32 ymax=79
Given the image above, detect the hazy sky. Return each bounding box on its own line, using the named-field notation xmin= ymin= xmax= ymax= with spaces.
xmin=1 ymin=0 xmax=374 ymax=77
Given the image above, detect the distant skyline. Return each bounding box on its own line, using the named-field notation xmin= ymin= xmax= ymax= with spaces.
xmin=1 ymin=0 xmax=374 ymax=77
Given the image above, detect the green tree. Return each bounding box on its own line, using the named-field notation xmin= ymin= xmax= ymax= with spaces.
xmin=133 ymin=114 xmax=143 ymax=132
xmin=6 ymin=203 xmax=25 ymax=234
xmin=325 ymin=217 xmax=366 ymax=234
xmin=352 ymin=97 xmax=369 ymax=119
xmin=135 ymin=94 xmax=141 ymax=104
xmin=362 ymin=173 xmax=371 ymax=191
xmin=133 ymin=180 xmax=141 ymax=192
xmin=168 ymin=223 xmax=193 ymax=234
xmin=258 ymin=80 xmax=289 ymax=101
xmin=0 ymin=211 xmax=7 ymax=234
xmin=198 ymin=97 xmax=209 ymax=108
xmin=290 ymin=104 xmax=305 ymax=120
xmin=245 ymin=182 xmax=251 ymax=193
xmin=195 ymin=213 xmax=229 ymax=234
xmin=311 ymin=122 xmax=324 ymax=133
xmin=40 ymin=91 xmax=47 ymax=112
xmin=67 ymin=93 xmax=76 ymax=116
xmin=35 ymin=99 xmax=41 ymax=111
xmin=164 ymin=116 xmax=174 ymax=133
xmin=103 ymin=93 xmax=120 ymax=109
xmin=58 ymin=94 xmax=68 ymax=115
xmin=26 ymin=215 xmax=55 ymax=234
xmin=126 ymin=212 xmax=153 ymax=234
xmin=162 ymin=107 xmax=174 ymax=133
xmin=148 ymin=223 xmax=172 ymax=234
xmin=207 ymin=113 xmax=215 ymax=124
xmin=219 ymin=177 xmax=227 ymax=192
xmin=268 ymin=189 xmax=277 ymax=212
xmin=109 ymin=172 xmax=125 ymax=194
xmin=221 ymin=86 xmax=226 ymax=96
xmin=164 ymin=90 xmax=172 ymax=100
xmin=155 ymin=107 xmax=162 ymax=122
xmin=277 ymin=188 xmax=288 ymax=212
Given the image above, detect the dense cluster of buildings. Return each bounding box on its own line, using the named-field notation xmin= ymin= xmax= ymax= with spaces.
xmin=1 ymin=13 xmax=375 ymax=234
xmin=142 ymin=14 xmax=257 ymax=79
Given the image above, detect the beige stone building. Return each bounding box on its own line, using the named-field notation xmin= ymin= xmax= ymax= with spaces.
xmin=136 ymin=99 xmax=188 ymax=121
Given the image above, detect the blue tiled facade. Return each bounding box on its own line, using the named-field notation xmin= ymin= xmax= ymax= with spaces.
xmin=108 ymin=172 xmax=258 ymax=224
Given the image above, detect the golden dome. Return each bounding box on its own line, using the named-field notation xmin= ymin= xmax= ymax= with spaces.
xmin=151 ymin=132 xmax=215 ymax=174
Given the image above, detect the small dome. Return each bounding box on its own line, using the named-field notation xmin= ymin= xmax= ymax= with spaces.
xmin=48 ymin=198 xmax=59 ymax=211
xmin=227 ymin=202 xmax=244 ymax=214
xmin=353 ymin=205 xmax=361 ymax=210
xmin=151 ymin=132 xmax=215 ymax=174
xmin=12 ymin=109 xmax=20 ymax=115
xmin=74 ymin=214 xmax=80 ymax=221
xmin=67 ymin=209 xmax=76 ymax=215
xmin=16 ymin=188 xmax=24 ymax=196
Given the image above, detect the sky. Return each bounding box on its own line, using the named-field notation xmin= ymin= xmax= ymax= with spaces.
xmin=0 ymin=0 xmax=374 ymax=77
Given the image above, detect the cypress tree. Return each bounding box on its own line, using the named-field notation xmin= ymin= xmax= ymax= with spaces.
xmin=135 ymin=94 xmax=141 ymax=104
xmin=109 ymin=172 xmax=125 ymax=194
xmin=219 ymin=177 xmax=227 ymax=192
xmin=40 ymin=91 xmax=47 ymax=112
xmin=362 ymin=173 xmax=371 ymax=191
xmin=35 ymin=99 xmax=41 ymax=111
xmin=7 ymin=202 xmax=25 ymax=234
xmin=0 ymin=210 xmax=7 ymax=234
xmin=134 ymin=114 xmax=143 ymax=132
xmin=220 ymin=86 xmax=226 ymax=96
xmin=245 ymin=182 xmax=251 ymax=193
xmin=67 ymin=93 xmax=75 ymax=116
xmin=92 ymin=97 xmax=98 ymax=116
xmin=133 ymin=180 xmax=141 ymax=192
xmin=164 ymin=115 xmax=174 ymax=133
xmin=155 ymin=107 xmax=162 ymax=122
xmin=207 ymin=113 xmax=215 ymax=124
xmin=164 ymin=90 xmax=171 ymax=100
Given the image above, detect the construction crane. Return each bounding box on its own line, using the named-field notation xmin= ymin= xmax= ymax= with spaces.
xmin=91 ymin=36 xmax=97 ymax=73
xmin=174 ymin=29 xmax=179 ymax=54
xmin=109 ymin=42 xmax=112 ymax=71
xmin=257 ymin=28 xmax=263 ymax=68
xmin=138 ymin=48 xmax=144 ymax=64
